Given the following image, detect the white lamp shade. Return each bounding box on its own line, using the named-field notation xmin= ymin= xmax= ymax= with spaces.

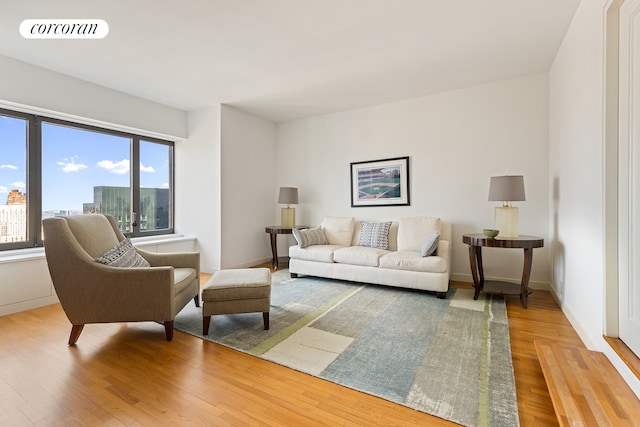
xmin=488 ymin=176 xmax=525 ymax=202
xmin=278 ymin=187 xmax=298 ymax=205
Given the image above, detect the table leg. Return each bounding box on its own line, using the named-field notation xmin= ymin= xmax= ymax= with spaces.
xmin=269 ymin=233 xmax=279 ymax=270
xmin=469 ymin=245 xmax=485 ymax=300
xmin=520 ymin=248 xmax=534 ymax=308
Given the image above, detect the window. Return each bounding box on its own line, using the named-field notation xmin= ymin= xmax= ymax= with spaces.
xmin=0 ymin=108 xmax=175 ymax=251
xmin=139 ymin=140 xmax=172 ymax=232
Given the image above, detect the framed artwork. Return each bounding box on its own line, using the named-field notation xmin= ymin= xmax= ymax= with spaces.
xmin=350 ymin=156 xmax=410 ymax=207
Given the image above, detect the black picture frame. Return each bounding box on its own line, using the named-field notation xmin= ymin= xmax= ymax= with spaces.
xmin=350 ymin=156 xmax=410 ymax=207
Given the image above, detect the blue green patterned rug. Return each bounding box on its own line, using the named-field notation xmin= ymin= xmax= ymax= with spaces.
xmin=174 ymin=270 xmax=519 ymax=427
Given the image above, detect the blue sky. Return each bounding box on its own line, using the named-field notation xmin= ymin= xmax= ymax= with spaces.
xmin=1 ymin=115 xmax=170 ymax=211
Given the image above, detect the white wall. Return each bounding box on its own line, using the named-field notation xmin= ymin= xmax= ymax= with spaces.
xmin=276 ymin=73 xmax=551 ymax=287
xmin=220 ymin=105 xmax=276 ymax=268
xmin=178 ymin=106 xmax=222 ymax=273
xmin=0 ymin=55 xmax=186 ymax=139
xmin=550 ymin=0 xmax=640 ymax=396
xmin=549 ymin=0 xmax=605 ymax=350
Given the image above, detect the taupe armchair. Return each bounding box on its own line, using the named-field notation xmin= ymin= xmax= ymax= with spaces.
xmin=42 ymin=214 xmax=200 ymax=345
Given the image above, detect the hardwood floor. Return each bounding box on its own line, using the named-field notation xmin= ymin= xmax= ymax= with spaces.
xmin=0 ymin=273 xmax=585 ymax=426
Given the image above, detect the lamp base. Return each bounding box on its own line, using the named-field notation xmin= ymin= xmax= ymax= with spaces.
xmin=494 ymin=206 xmax=519 ymax=237
xmin=281 ymin=207 xmax=296 ymax=228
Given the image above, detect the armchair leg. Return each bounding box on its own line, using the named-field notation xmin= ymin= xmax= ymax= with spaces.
xmin=68 ymin=324 xmax=84 ymax=345
xmin=194 ymin=294 xmax=200 ymax=307
xmin=262 ymin=312 xmax=270 ymax=330
xmin=203 ymin=316 xmax=211 ymax=335
xmin=164 ymin=321 xmax=174 ymax=341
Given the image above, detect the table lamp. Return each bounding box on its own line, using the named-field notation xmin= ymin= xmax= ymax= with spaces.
xmin=488 ymin=175 xmax=525 ymax=237
xmin=278 ymin=187 xmax=298 ymax=228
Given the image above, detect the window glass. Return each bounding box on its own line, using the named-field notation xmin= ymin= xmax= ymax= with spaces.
xmin=0 ymin=108 xmax=175 ymax=251
xmin=139 ymin=140 xmax=171 ymax=231
xmin=41 ymin=122 xmax=132 ymax=233
xmin=0 ymin=114 xmax=28 ymax=243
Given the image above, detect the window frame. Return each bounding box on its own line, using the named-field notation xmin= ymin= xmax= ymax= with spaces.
xmin=0 ymin=107 xmax=175 ymax=251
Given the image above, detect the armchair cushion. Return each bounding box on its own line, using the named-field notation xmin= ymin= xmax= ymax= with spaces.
xmin=95 ymin=237 xmax=151 ymax=268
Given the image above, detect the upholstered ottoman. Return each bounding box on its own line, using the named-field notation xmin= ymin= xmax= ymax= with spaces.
xmin=202 ymin=268 xmax=271 ymax=335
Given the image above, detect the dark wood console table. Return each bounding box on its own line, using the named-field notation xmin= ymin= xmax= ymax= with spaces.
xmin=265 ymin=226 xmax=308 ymax=270
xmin=462 ymin=233 xmax=544 ymax=308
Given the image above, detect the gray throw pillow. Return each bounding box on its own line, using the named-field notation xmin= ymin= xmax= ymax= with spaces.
xmin=95 ymin=238 xmax=151 ymax=267
xmin=293 ymin=227 xmax=328 ymax=248
xmin=359 ymin=221 xmax=392 ymax=250
xmin=421 ymin=233 xmax=440 ymax=257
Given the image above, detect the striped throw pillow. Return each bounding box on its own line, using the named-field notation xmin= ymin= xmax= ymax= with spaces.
xmin=293 ymin=227 xmax=328 ymax=248
xmin=95 ymin=238 xmax=151 ymax=267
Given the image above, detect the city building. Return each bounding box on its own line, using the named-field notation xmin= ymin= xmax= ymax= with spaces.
xmin=83 ymin=186 xmax=169 ymax=232
xmin=0 ymin=189 xmax=26 ymax=243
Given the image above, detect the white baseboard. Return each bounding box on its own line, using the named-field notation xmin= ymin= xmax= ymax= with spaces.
xmin=0 ymin=295 xmax=59 ymax=317
xmin=450 ymin=272 xmax=551 ymax=291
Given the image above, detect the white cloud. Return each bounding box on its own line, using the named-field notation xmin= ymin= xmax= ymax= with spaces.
xmin=0 ymin=164 xmax=18 ymax=170
xmin=161 ymin=182 xmax=169 ymax=188
xmin=9 ymin=181 xmax=25 ymax=188
xmin=0 ymin=186 xmax=7 ymax=193
xmin=57 ymin=159 xmax=88 ymax=173
xmin=140 ymin=163 xmax=155 ymax=173
xmin=97 ymin=159 xmax=129 ymax=175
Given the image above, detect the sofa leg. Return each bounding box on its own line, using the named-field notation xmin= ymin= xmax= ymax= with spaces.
xmin=194 ymin=294 xmax=200 ymax=307
xmin=436 ymin=291 xmax=447 ymax=299
xmin=263 ymin=312 xmax=270 ymax=330
xmin=290 ymin=272 xmax=298 ymax=278
xmin=68 ymin=324 xmax=84 ymax=345
xmin=164 ymin=320 xmax=174 ymax=341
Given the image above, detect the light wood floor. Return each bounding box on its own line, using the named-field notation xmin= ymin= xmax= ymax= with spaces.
xmin=0 ymin=273 xmax=585 ymax=426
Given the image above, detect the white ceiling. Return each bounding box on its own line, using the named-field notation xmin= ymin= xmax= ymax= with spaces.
xmin=0 ymin=0 xmax=581 ymax=122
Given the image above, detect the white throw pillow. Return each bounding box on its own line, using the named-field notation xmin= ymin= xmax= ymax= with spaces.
xmin=397 ymin=216 xmax=441 ymax=252
xmin=321 ymin=216 xmax=355 ymax=246
xmin=421 ymin=233 xmax=440 ymax=257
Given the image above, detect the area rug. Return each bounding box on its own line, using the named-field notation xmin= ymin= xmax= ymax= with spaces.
xmin=174 ymin=270 xmax=519 ymax=427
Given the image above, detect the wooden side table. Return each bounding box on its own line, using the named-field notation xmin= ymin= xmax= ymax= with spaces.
xmin=462 ymin=233 xmax=544 ymax=308
xmin=265 ymin=226 xmax=308 ymax=270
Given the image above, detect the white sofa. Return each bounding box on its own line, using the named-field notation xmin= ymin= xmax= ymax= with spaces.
xmin=288 ymin=216 xmax=452 ymax=298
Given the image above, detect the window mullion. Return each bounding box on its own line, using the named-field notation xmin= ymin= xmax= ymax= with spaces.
xmin=131 ymin=137 xmax=140 ymax=236
xmin=31 ymin=117 xmax=42 ymax=245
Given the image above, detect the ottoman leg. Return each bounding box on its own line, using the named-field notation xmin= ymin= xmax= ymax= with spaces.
xmin=263 ymin=312 xmax=270 ymax=330
xmin=203 ymin=315 xmax=211 ymax=335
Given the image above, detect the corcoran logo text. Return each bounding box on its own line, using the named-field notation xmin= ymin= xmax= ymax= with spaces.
xmin=20 ymin=19 xmax=109 ymax=39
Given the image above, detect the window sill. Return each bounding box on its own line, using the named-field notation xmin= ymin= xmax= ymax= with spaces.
xmin=0 ymin=234 xmax=195 ymax=264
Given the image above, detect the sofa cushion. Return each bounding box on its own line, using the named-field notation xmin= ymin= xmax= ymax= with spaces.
xmin=292 ymin=227 xmax=328 ymax=248
xmin=289 ymin=244 xmax=344 ymax=263
xmin=334 ymin=246 xmax=389 ymax=267
xmin=321 ymin=216 xmax=355 ymax=246
xmin=397 ymin=216 xmax=441 ymax=252
xmin=421 ymin=233 xmax=440 ymax=257
xmin=358 ymin=221 xmax=392 ymax=250
xmin=379 ymin=251 xmax=448 ymax=273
